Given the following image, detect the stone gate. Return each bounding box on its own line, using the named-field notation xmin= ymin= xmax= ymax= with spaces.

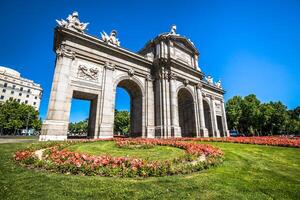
xmin=40 ymin=12 xmax=229 ymax=141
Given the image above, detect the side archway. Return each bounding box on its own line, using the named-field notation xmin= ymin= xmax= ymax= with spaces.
xmin=114 ymin=77 xmax=144 ymax=137
xmin=203 ymin=99 xmax=213 ymax=137
xmin=177 ymin=88 xmax=196 ymax=137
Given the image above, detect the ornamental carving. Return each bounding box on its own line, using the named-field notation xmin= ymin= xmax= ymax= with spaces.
xmin=56 ymin=11 xmax=89 ymax=33
xmin=184 ymin=79 xmax=189 ymax=86
xmin=128 ymin=69 xmax=135 ymax=77
xmin=77 ymin=65 xmax=99 ymax=81
xmin=56 ymin=46 xmax=75 ymax=59
xmin=168 ymin=72 xmax=176 ymax=80
xmin=104 ymin=62 xmax=116 ymax=71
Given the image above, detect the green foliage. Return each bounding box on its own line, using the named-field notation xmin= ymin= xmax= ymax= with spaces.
xmin=114 ymin=109 xmax=130 ymax=135
xmin=1 ymin=141 xmax=299 ymax=199
xmin=226 ymin=96 xmax=243 ymax=130
xmin=0 ymin=99 xmax=41 ymax=135
xmin=226 ymin=94 xmax=300 ymax=135
xmin=68 ymin=119 xmax=88 ymax=135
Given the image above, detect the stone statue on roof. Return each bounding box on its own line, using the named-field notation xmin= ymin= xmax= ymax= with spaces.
xmin=215 ymin=80 xmax=222 ymax=88
xmin=56 ymin=11 xmax=89 ymax=33
xmin=169 ymin=24 xmax=179 ymax=36
xmin=101 ymin=30 xmax=120 ymax=47
xmin=205 ymin=75 xmax=213 ymax=85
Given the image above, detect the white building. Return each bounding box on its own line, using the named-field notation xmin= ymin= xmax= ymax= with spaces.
xmin=0 ymin=66 xmax=43 ymax=110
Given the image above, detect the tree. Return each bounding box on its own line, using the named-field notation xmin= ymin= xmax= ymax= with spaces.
xmin=114 ymin=110 xmax=130 ymax=135
xmin=225 ymin=96 xmax=243 ymax=131
xmin=0 ymin=99 xmax=41 ymax=135
xmin=226 ymin=94 xmax=300 ymax=136
xmin=239 ymin=94 xmax=261 ymax=135
xmin=68 ymin=119 xmax=88 ymax=135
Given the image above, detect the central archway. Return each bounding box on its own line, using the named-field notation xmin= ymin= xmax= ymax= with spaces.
xmin=177 ymin=88 xmax=196 ymax=137
xmin=114 ymin=79 xmax=143 ymax=137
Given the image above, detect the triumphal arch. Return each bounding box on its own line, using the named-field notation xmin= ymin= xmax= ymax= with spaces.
xmin=40 ymin=12 xmax=229 ymax=141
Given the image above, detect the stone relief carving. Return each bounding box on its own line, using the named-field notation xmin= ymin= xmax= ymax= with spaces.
xmin=56 ymin=46 xmax=75 ymax=59
xmin=101 ymin=30 xmax=120 ymax=47
xmin=56 ymin=11 xmax=89 ymax=33
xmin=77 ymin=65 xmax=99 ymax=81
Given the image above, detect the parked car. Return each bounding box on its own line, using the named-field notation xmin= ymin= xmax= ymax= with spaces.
xmin=229 ymin=130 xmax=245 ymax=137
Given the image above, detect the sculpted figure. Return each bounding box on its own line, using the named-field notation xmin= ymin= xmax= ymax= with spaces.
xmin=56 ymin=11 xmax=89 ymax=33
xmin=205 ymin=75 xmax=213 ymax=85
xmin=101 ymin=30 xmax=120 ymax=46
xmin=169 ymin=24 xmax=179 ymax=36
xmin=215 ymin=80 xmax=222 ymax=88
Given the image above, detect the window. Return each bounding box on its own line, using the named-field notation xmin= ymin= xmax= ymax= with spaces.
xmin=17 ymin=99 xmax=21 ymax=103
xmin=19 ymin=93 xmax=22 ymax=96
xmin=2 ymin=89 xmax=6 ymax=93
xmin=20 ymin=87 xmax=23 ymax=91
xmin=0 ymin=95 xmax=4 ymax=99
xmin=27 ymin=89 xmax=31 ymax=93
xmin=13 ymin=85 xmax=16 ymax=89
xmin=4 ymin=83 xmax=7 ymax=87
xmin=9 ymin=97 xmax=13 ymax=100
xmin=33 ymin=102 xmax=36 ymax=105
xmin=34 ymin=96 xmax=37 ymax=99
xmin=11 ymin=91 xmax=14 ymax=94
xmin=25 ymin=100 xmax=28 ymax=104
xmin=26 ymin=94 xmax=29 ymax=98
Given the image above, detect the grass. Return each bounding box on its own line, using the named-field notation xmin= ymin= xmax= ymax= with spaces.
xmin=67 ymin=141 xmax=186 ymax=161
xmin=0 ymin=141 xmax=299 ymax=200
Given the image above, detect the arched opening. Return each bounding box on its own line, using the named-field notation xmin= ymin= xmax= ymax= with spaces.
xmin=203 ymin=100 xmax=213 ymax=137
xmin=114 ymin=79 xmax=143 ymax=137
xmin=68 ymin=91 xmax=98 ymax=139
xmin=177 ymin=88 xmax=196 ymax=137
xmin=217 ymin=115 xmax=224 ymax=137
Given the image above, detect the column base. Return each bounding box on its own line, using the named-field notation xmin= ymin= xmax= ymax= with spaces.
xmin=200 ymin=127 xmax=209 ymax=138
xmin=39 ymin=134 xmax=67 ymax=141
xmin=146 ymin=126 xmax=155 ymax=138
xmin=214 ymin=130 xmax=221 ymax=138
xmin=98 ymin=123 xmax=114 ymax=138
xmin=40 ymin=120 xmax=68 ymax=141
xmin=171 ymin=126 xmax=181 ymax=138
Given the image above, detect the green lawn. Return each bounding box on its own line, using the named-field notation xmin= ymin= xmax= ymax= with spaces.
xmin=0 ymin=141 xmax=299 ymax=200
xmin=67 ymin=141 xmax=186 ymax=161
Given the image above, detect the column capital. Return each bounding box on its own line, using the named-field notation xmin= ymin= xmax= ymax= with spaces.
xmin=196 ymin=82 xmax=203 ymax=89
xmin=104 ymin=61 xmax=116 ymax=71
xmin=56 ymin=45 xmax=75 ymax=59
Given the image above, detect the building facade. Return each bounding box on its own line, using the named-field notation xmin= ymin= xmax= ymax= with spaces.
xmin=40 ymin=12 xmax=229 ymax=141
xmin=0 ymin=66 xmax=43 ymax=110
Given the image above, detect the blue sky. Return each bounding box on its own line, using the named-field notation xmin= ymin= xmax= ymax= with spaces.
xmin=0 ymin=0 xmax=299 ymax=122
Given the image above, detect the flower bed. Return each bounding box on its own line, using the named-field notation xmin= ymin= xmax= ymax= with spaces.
xmin=177 ymin=136 xmax=300 ymax=148
xmin=14 ymin=139 xmax=223 ymax=177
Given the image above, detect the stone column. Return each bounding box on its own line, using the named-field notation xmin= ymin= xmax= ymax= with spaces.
xmin=196 ymin=84 xmax=208 ymax=137
xmin=210 ymin=97 xmax=220 ymax=137
xmin=169 ymin=72 xmax=181 ymax=137
xmin=40 ymin=46 xmax=75 ymax=141
xmin=98 ymin=62 xmax=115 ymax=138
xmin=145 ymin=75 xmax=155 ymax=138
xmin=221 ymin=100 xmax=229 ymax=137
